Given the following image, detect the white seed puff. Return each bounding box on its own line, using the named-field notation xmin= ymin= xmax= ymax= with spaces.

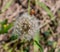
xmin=12 ymin=13 xmax=40 ymax=40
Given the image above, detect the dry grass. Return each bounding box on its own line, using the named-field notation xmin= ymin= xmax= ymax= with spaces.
xmin=0 ymin=0 xmax=60 ymax=52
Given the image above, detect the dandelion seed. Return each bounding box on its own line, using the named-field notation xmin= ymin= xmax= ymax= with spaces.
xmin=12 ymin=13 xmax=40 ymax=41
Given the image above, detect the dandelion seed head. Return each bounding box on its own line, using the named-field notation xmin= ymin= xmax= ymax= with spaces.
xmin=12 ymin=13 xmax=40 ymax=40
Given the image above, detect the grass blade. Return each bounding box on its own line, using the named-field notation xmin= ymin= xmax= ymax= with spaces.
xmin=38 ymin=1 xmax=54 ymax=18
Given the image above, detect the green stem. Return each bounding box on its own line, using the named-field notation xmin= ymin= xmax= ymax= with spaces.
xmin=28 ymin=0 xmax=30 ymax=14
xmin=34 ymin=31 xmax=43 ymax=52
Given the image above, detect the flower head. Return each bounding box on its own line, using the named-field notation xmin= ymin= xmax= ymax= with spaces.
xmin=12 ymin=13 xmax=40 ymax=40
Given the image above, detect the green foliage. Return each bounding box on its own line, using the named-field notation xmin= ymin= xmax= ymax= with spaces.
xmin=8 ymin=48 xmax=13 ymax=52
xmin=48 ymin=48 xmax=55 ymax=52
xmin=34 ymin=40 xmax=43 ymax=52
xmin=9 ymin=34 xmax=19 ymax=41
xmin=58 ymin=49 xmax=60 ymax=52
xmin=1 ymin=19 xmax=8 ymax=25
xmin=34 ymin=31 xmax=43 ymax=52
xmin=46 ymin=40 xmax=57 ymax=48
xmin=46 ymin=41 xmax=53 ymax=46
xmin=0 ymin=19 xmax=13 ymax=34
xmin=44 ymin=30 xmax=51 ymax=37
